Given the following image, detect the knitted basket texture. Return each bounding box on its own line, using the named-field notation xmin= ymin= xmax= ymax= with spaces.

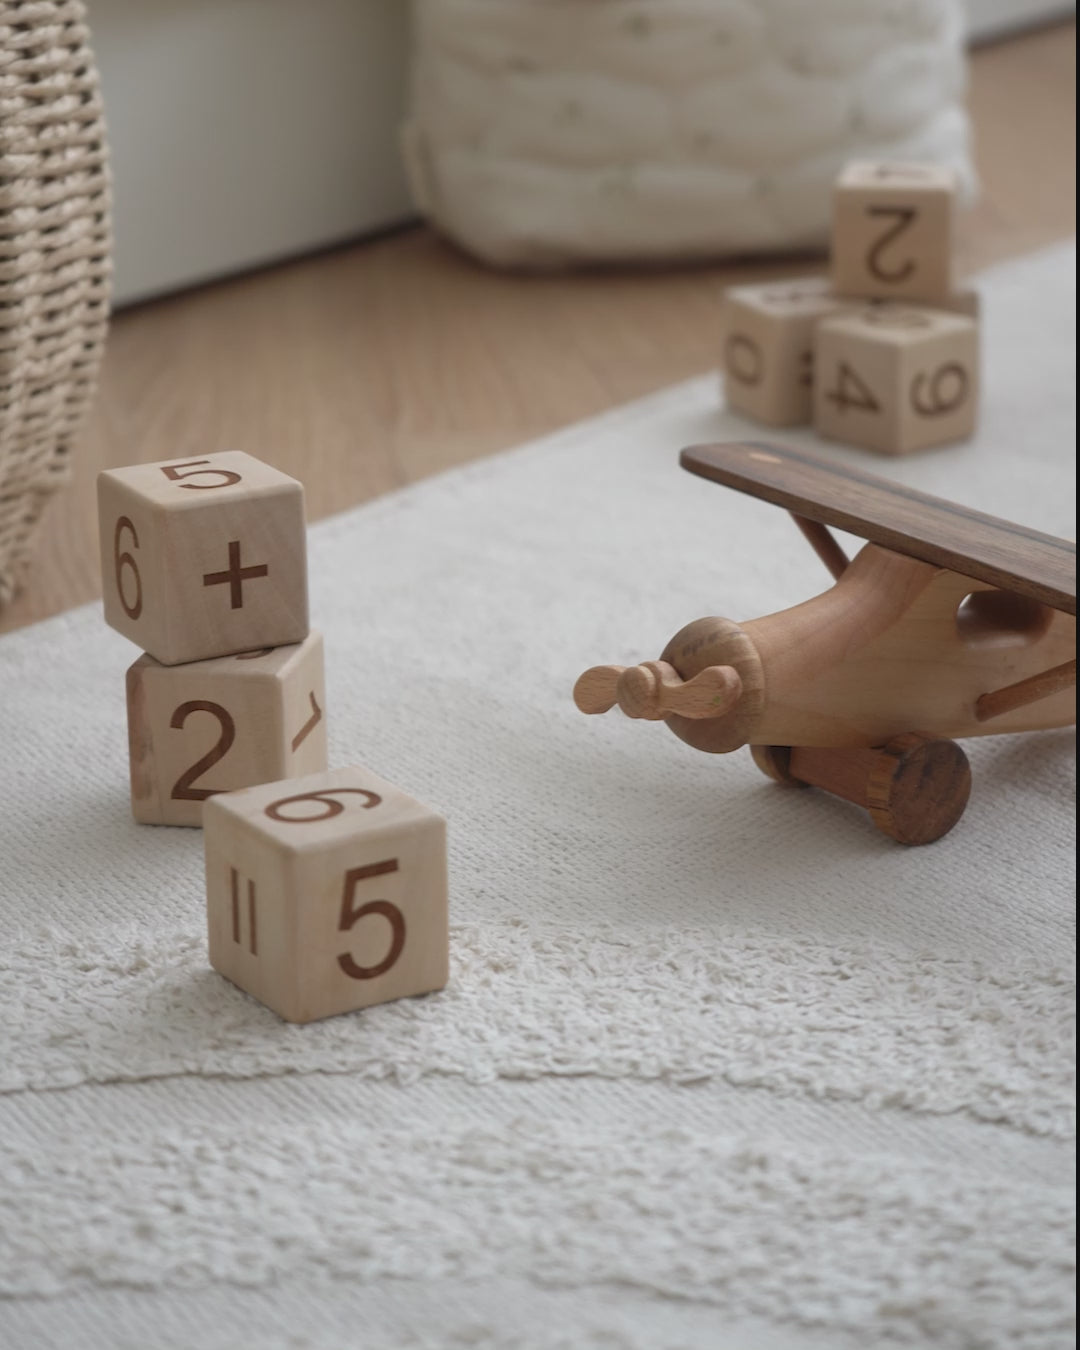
xmin=404 ymin=0 xmax=973 ymax=268
xmin=0 ymin=0 xmax=110 ymax=606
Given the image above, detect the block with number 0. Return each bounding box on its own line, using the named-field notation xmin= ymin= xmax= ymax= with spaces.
xmin=813 ymin=305 xmax=978 ymax=456
xmin=98 ymin=451 xmax=308 ymax=666
xmin=126 ymin=632 xmax=328 ymax=827
xmin=832 ymin=161 xmax=957 ymax=304
xmin=204 ymin=766 xmax=449 ymax=1023
xmin=722 ymin=277 xmax=847 ymax=427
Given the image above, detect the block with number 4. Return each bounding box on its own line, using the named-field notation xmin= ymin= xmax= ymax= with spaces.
xmin=204 ymin=766 xmax=449 ymax=1023
xmin=722 ymin=277 xmax=847 ymax=427
xmin=98 ymin=451 xmax=308 ymax=666
xmin=813 ymin=305 xmax=978 ymax=456
xmin=832 ymin=161 xmax=957 ymax=304
xmin=127 ymin=632 xmax=328 ymax=827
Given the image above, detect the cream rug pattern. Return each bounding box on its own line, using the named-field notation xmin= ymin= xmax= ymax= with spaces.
xmin=0 ymin=243 xmax=1075 ymax=1350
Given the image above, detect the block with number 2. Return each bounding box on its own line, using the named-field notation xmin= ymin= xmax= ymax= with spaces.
xmin=204 ymin=766 xmax=449 ymax=1023
xmin=813 ymin=305 xmax=978 ymax=456
xmin=98 ymin=451 xmax=308 ymax=666
xmin=126 ymin=632 xmax=328 ymax=827
xmin=832 ymin=161 xmax=957 ymax=304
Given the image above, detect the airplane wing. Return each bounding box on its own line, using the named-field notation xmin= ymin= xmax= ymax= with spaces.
xmin=681 ymin=441 xmax=1076 ymax=615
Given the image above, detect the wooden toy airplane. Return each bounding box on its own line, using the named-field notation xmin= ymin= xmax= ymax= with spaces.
xmin=574 ymin=441 xmax=1076 ymax=844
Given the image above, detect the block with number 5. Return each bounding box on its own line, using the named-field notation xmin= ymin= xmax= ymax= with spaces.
xmin=126 ymin=632 xmax=328 ymax=827
xmin=813 ymin=305 xmax=978 ymax=456
xmin=204 ymin=766 xmax=449 ymax=1023
xmin=98 ymin=451 xmax=308 ymax=665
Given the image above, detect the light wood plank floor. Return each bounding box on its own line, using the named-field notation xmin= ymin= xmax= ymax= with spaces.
xmin=2 ymin=21 xmax=1074 ymax=634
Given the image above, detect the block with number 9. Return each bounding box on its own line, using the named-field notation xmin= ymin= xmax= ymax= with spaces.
xmin=98 ymin=451 xmax=308 ymax=665
xmin=127 ymin=632 xmax=328 ymax=827
xmin=204 ymin=766 xmax=449 ymax=1023
xmin=813 ymin=305 xmax=978 ymax=456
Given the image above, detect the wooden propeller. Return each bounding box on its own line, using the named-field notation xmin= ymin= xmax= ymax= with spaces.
xmin=573 ymin=660 xmax=743 ymax=721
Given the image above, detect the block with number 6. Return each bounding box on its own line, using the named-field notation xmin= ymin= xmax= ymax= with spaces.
xmin=127 ymin=632 xmax=328 ymax=827
xmin=813 ymin=306 xmax=978 ymax=456
xmin=204 ymin=766 xmax=449 ymax=1023
xmin=98 ymin=451 xmax=308 ymax=666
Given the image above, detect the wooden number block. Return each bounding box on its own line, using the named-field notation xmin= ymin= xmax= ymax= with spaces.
xmin=843 ymin=288 xmax=981 ymax=321
xmin=721 ymin=277 xmax=846 ymax=427
xmin=98 ymin=451 xmax=308 ymax=665
xmin=813 ymin=305 xmax=978 ymax=456
xmin=832 ymin=161 xmax=957 ymax=304
xmin=204 ymin=765 xmax=448 ymax=1023
xmin=126 ymin=632 xmax=328 ymax=826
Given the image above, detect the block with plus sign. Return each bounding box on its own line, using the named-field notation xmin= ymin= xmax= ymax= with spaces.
xmin=98 ymin=452 xmax=308 ymax=665
xmin=204 ymin=765 xmax=449 ymax=1023
xmin=126 ymin=631 xmax=328 ymax=827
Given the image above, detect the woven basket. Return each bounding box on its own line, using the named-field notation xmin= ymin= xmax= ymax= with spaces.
xmin=0 ymin=0 xmax=111 ymax=606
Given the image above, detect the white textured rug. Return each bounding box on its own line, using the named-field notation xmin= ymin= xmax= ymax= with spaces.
xmin=0 ymin=244 xmax=1075 ymax=1350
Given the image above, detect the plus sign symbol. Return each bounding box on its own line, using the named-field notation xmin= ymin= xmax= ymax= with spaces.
xmin=203 ymin=540 xmax=269 ymax=609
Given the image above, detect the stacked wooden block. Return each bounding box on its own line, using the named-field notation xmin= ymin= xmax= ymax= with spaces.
xmin=722 ymin=162 xmax=979 ymax=456
xmin=98 ymin=452 xmax=448 ymax=1023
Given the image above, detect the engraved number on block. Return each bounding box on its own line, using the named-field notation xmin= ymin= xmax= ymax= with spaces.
xmin=910 ymin=362 xmax=969 ymax=417
xmin=872 ymin=165 xmax=932 ymax=181
xmin=230 ymin=866 xmax=257 ymax=954
xmin=760 ymin=283 xmax=822 ymax=305
xmin=824 ymin=361 xmax=882 ymax=415
xmin=798 ymin=349 xmax=813 ymax=388
xmin=161 ymin=459 xmax=243 ymax=490
xmin=264 ymin=787 xmax=382 ymax=823
xmin=337 ymin=860 xmax=405 ymax=980
xmin=290 ymin=692 xmax=323 ymax=753
xmin=113 ymin=517 xmax=143 ymax=620
xmin=865 ymin=206 xmax=917 ymax=284
xmin=724 ymin=334 xmax=764 ymax=386
xmin=860 ymin=307 xmax=930 ymax=330
xmin=202 ymin=540 xmax=270 ymax=610
xmin=170 ymin=700 xmax=236 ymax=801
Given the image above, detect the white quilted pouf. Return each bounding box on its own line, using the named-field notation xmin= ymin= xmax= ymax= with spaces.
xmin=404 ymin=0 xmax=974 ymax=266
xmin=0 ymin=243 xmax=1074 ymax=1350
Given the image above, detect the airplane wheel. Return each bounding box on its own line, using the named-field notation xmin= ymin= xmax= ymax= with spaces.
xmin=749 ymin=745 xmax=808 ymax=787
xmin=865 ymin=734 xmax=971 ymax=845
xmin=751 ymin=736 xmax=971 ymax=845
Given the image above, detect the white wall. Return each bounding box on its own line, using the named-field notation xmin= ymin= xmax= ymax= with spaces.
xmin=89 ymin=0 xmax=413 ymax=304
xmin=965 ymin=0 xmax=1074 ymax=38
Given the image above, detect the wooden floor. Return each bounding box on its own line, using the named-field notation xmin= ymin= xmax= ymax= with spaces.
xmin=2 ymin=21 xmax=1075 ymax=634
